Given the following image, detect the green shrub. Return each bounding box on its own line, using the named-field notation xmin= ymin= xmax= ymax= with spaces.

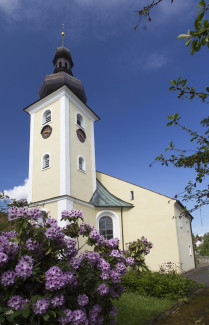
xmin=121 ymin=270 xmax=201 ymax=300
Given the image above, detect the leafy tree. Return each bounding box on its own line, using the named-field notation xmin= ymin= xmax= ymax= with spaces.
xmin=198 ymin=232 xmax=209 ymax=255
xmin=136 ymin=0 xmax=209 ymax=212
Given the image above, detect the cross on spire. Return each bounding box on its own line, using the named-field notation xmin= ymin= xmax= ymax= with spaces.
xmin=61 ymin=24 xmax=65 ymax=47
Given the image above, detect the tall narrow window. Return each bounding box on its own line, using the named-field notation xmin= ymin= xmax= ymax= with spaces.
xmin=188 ymin=244 xmax=192 ymax=256
xmin=76 ymin=113 xmax=85 ymax=129
xmin=42 ymin=109 xmax=51 ymax=125
xmin=186 ymin=220 xmax=190 ymax=232
xmin=42 ymin=154 xmax=50 ymax=169
xmin=179 ymin=216 xmax=183 ymax=229
xmin=130 ymin=191 xmax=134 ymax=200
xmin=99 ymin=216 xmax=113 ymax=240
xmin=78 ymin=156 xmax=85 ymax=172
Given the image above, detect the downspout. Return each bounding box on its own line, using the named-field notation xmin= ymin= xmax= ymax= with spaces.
xmin=121 ymin=207 xmax=125 ymax=251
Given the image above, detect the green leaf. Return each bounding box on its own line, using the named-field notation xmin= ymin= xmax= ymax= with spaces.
xmin=22 ymin=309 xmax=30 ymax=318
xmin=45 ymin=247 xmax=52 ymax=255
xmin=206 ymin=87 xmax=209 ymax=92
xmin=177 ymin=34 xmax=190 ymax=39
xmin=43 ymin=313 xmax=49 ymax=321
xmin=170 ymin=80 xmax=176 ymax=85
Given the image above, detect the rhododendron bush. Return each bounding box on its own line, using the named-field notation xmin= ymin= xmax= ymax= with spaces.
xmin=0 ymin=207 xmax=135 ymax=325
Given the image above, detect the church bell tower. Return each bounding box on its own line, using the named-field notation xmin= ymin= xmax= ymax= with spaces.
xmin=24 ymin=32 xmax=99 ymax=221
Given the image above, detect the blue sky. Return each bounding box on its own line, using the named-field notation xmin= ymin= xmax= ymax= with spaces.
xmin=0 ymin=0 xmax=208 ymax=235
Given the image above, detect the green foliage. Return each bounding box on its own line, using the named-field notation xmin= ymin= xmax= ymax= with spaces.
xmin=124 ymin=237 xmax=153 ymax=272
xmin=115 ymin=293 xmax=176 ymax=325
xmin=121 ymin=270 xmax=201 ymax=300
xmin=198 ymin=232 xmax=209 ymax=256
xmin=136 ymin=2 xmax=209 ymax=212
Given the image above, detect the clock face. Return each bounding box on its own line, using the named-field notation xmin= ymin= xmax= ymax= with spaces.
xmin=41 ymin=125 xmax=52 ymax=139
xmin=76 ymin=129 xmax=86 ymax=143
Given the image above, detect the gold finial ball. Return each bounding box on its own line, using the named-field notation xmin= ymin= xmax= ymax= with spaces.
xmin=61 ymin=32 xmax=65 ymax=36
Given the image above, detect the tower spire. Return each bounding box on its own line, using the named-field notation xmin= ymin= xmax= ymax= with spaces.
xmin=61 ymin=24 xmax=65 ymax=47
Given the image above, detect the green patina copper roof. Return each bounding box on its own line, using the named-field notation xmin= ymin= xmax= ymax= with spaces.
xmin=90 ymin=179 xmax=133 ymax=207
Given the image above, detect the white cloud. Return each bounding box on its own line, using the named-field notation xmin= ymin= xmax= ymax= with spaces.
xmin=4 ymin=179 xmax=29 ymax=201
xmin=146 ymin=53 xmax=169 ymax=69
xmin=0 ymin=0 xmax=20 ymax=13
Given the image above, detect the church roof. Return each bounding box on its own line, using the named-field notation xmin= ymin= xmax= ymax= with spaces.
xmin=90 ymin=179 xmax=133 ymax=208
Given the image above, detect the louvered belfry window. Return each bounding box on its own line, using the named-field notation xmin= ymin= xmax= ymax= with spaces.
xmin=43 ymin=154 xmax=50 ymax=169
xmin=79 ymin=157 xmax=84 ymax=171
xmin=99 ymin=216 xmax=113 ymax=240
xmin=45 ymin=111 xmax=51 ymax=123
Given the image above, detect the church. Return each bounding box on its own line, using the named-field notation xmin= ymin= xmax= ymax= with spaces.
xmin=24 ymin=34 xmax=195 ymax=273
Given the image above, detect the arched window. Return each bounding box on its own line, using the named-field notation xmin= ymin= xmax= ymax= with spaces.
xmin=78 ymin=156 xmax=86 ymax=172
xmin=42 ymin=109 xmax=51 ymax=125
xmin=42 ymin=154 xmax=50 ymax=169
xmin=76 ymin=113 xmax=85 ymax=129
xmin=99 ymin=216 xmax=113 ymax=240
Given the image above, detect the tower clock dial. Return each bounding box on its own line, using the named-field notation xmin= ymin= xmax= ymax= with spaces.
xmin=41 ymin=125 xmax=52 ymax=139
xmin=77 ymin=128 xmax=86 ymax=143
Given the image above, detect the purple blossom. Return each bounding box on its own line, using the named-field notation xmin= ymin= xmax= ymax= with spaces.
xmin=77 ymin=294 xmax=89 ymax=307
xmin=72 ymin=309 xmax=87 ymax=325
xmin=1 ymin=231 xmax=17 ymax=238
xmin=89 ymin=230 xmax=105 ymax=245
xmin=45 ymin=266 xmax=66 ymax=291
xmin=8 ymin=296 xmax=30 ymax=310
xmin=51 ymin=294 xmax=65 ymax=308
xmin=8 ymin=207 xmax=29 ymax=221
xmin=63 ymin=271 xmax=78 ymax=287
xmin=61 ymin=209 xmax=83 ymax=220
xmin=33 ymin=297 xmax=50 ymax=315
xmin=15 ymin=257 xmax=33 ymax=279
xmin=87 ymin=251 xmax=100 ymax=264
xmin=110 ymin=270 xmax=121 ymax=283
xmin=100 ymin=270 xmax=110 ymax=280
xmin=28 ymin=208 xmax=42 ymax=220
xmin=26 ymin=238 xmax=40 ymax=251
xmin=46 ymin=217 xmax=58 ymax=226
xmin=58 ymin=309 xmax=73 ymax=325
xmin=0 ymin=252 xmax=8 ymax=267
xmin=97 ymin=283 xmax=109 ymax=296
xmin=110 ymin=250 xmax=121 ymax=258
xmin=98 ymin=258 xmax=110 ymax=271
xmin=106 ymin=238 xmax=119 ymax=249
xmin=78 ymin=222 xmax=93 ymax=235
xmin=126 ymin=257 xmax=135 ymax=266
xmin=70 ymin=257 xmax=83 ymax=270
xmin=5 ymin=241 xmax=19 ymax=256
xmin=1 ymin=270 xmax=16 ymax=286
xmin=45 ymin=224 xmax=64 ymax=243
xmin=115 ymin=262 xmax=127 ymax=276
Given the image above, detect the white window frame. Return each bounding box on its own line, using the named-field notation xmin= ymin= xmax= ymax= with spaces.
xmin=42 ymin=153 xmax=51 ymax=170
xmin=42 ymin=109 xmax=52 ymax=126
xmin=188 ymin=244 xmax=192 ymax=256
xmin=96 ymin=210 xmax=120 ymax=240
xmin=77 ymin=156 xmax=86 ymax=173
xmin=76 ymin=112 xmax=85 ymax=130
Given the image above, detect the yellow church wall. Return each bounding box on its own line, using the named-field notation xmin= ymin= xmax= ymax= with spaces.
xmin=69 ymin=102 xmax=94 ymax=202
xmin=96 ymin=172 xmax=181 ymax=272
xmin=32 ymin=100 xmax=60 ymax=202
xmin=42 ymin=201 xmax=58 ymax=220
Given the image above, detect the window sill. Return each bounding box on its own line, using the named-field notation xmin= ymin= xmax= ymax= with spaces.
xmin=42 ymin=166 xmax=51 ymax=171
xmin=78 ymin=168 xmax=86 ymax=174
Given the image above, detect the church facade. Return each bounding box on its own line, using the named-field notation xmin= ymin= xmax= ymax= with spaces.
xmin=24 ymin=39 xmax=195 ymax=273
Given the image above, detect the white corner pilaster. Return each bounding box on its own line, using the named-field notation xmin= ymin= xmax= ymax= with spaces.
xmin=28 ymin=113 xmax=34 ymax=203
xmin=58 ymin=198 xmax=74 ymax=227
xmin=91 ymin=120 xmax=96 ymax=192
xmin=60 ymin=95 xmax=70 ymax=196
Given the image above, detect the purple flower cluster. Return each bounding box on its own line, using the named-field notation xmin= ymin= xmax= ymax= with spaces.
xmin=51 ymin=294 xmax=65 ymax=307
xmin=0 ymin=235 xmax=18 ymax=257
xmin=15 ymin=256 xmax=33 ymax=279
xmin=1 ymin=270 xmax=16 ymax=286
xmin=33 ymin=297 xmax=50 ymax=315
xmin=1 ymin=231 xmax=17 ymax=238
xmin=61 ymin=209 xmax=83 ymax=220
xmin=97 ymin=283 xmax=109 ymax=296
xmin=26 ymin=238 xmax=40 ymax=251
xmin=78 ymin=222 xmax=94 ymax=235
xmin=8 ymin=207 xmax=42 ymax=221
xmin=89 ymin=229 xmax=105 ymax=246
xmin=106 ymin=238 xmax=119 ymax=249
xmin=45 ymin=223 xmax=64 ymax=243
xmin=7 ymin=296 xmax=30 ymax=310
xmin=0 ymin=252 xmax=8 ymax=267
xmin=45 ymin=266 xmax=76 ymax=291
xmin=126 ymin=257 xmax=135 ymax=266
xmin=89 ymin=304 xmax=103 ymax=325
xmin=77 ymin=294 xmax=89 ymax=307
xmin=65 ymin=237 xmax=77 ymax=257
xmin=58 ymin=309 xmax=73 ymax=324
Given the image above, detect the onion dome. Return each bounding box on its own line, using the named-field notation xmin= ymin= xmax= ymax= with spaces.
xmin=39 ymin=35 xmax=87 ymax=104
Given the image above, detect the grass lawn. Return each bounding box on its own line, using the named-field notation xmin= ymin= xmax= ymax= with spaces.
xmin=114 ymin=293 xmax=176 ymax=325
